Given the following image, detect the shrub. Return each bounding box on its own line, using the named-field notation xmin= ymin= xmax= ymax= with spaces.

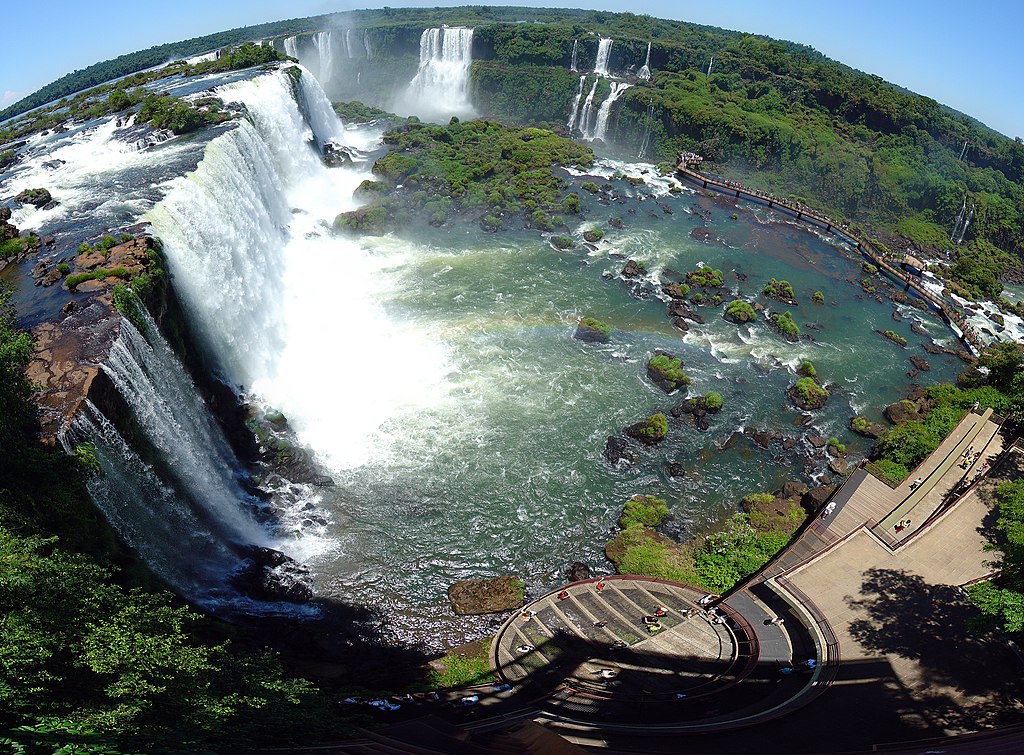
xmin=620 ymin=495 xmax=669 ymax=529
xmin=686 ymin=267 xmax=724 ymax=288
xmin=798 ymin=360 xmax=816 ymax=378
xmin=703 ymin=391 xmax=723 ymax=411
xmin=634 ymin=413 xmax=668 ymax=441
xmin=770 ymin=310 xmax=800 ymax=339
xmin=812 ymin=290 xmax=825 ymax=303
xmin=764 ymin=278 xmax=795 ymax=300
xmin=551 ymin=235 xmax=575 ymax=250
xmin=561 ymin=193 xmax=581 ymax=214
xmin=648 ymin=354 xmax=689 ymax=387
xmin=827 ymin=437 xmax=846 ymax=453
xmin=881 ymin=329 xmax=908 ymax=346
xmin=794 ymin=377 xmax=827 ymax=402
xmin=862 ymin=262 xmax=878 ymax=274
xmin=724 ymin=299 xmax=756 ymax=322
xmin=583 ymin=229 xmax=604 ymax=243
xmin=581 ymin=182 xmax=600 ymax=194
xmin=56 ymin=263 xmax=70 ymax=275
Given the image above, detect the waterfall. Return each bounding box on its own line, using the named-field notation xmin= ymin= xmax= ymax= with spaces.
xmin=638 ymin=42 xmax=652 ymax=81
xmin=403 ymin=27 xmax=475 ymax=121
xmin=343 ymin=29 xmax=355 ymax=58
xmin=638 ymin=101 xmax=656 ymax=158
xmin=594 ymin=38 xmax=613 ymax=76
xmin=314 ymin=31 xmax=334 ymax=87
xmin=363 ymin=30 xmax=372 ymax=58
xmin=60 ymin=307 xmax=318 ymax=614
xmin=284 ymin=36 xmax=299 ymax=60
xmin=570 ymin=39 xmax=579 ymax=72
xmin=149 ymin=66 xmax=448 ymax=475
xmin=566 ymin=75 xmax=587 ymax=131
xmin=586 ymin=82 xmax=632 ymax=142
xmin=575 ymin=78 xmax=600 ymax=137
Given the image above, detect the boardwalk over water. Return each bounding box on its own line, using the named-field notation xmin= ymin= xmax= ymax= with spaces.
xmin=675 ymin=163 xmax=985 ymax=355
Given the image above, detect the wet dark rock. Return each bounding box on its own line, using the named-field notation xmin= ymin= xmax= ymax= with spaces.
xmin=892 ymin=310 xmax=902 ymax=322
xmin=566 ymin=562 xmax=591 ymax=583
xmin=662 ymin=282 xmax=688 ymax=300
xmin=671 ymin=317 xmax=689 ymax=332
xmin=989 ymin=312 xmax=1005 ymax=327
xmin=850 ymin=416 xmax=886 ymax=439
xmin=625 ymin=415 xmax=668 ymax=445
xmin=447 ymin=575 xmax=524 ymax=615
xmin=807 ymin=434 xmax=828 ymax=449
xmin=885 ymin=400 xmax=920 ymax=425
xmin=14 ymin=188 xmax=52 ymax=207
xmin=663 ymin=461 xmax=684 ymax=478
xmin=60 ymin=300 xmax=78 ymax=316
xmin=656 ymin=201 xmax=673 ymax=214
xmin=231 ymin=546 xmax=312 ymax=604
xmin=793 ymin=413 xmax=813 ymax=426
xmin=666 ymin=300 xmax=705 ymax=324
xmin=803 ymin=485 xmax=837 ymax=511
xmin=622 ymin=259 xmax=644 ymax=278
xmin=608 ymin=217 xmax=623 ymax=229
xmin=828 ymin=458 xmax=849 ymax=476
xmin=573 ymin=320 xmax=610 ymax=344
xmin=913 ymin=356 xmax=937 ymax=374
xmin=783 ymin=437 xmax=799 ymax=451
xmin=782 ymin=480 xmax=808 ymax=499
xmin=722 ymin=431 xmax=743 ymax=450
xmin=911 ymin=323 xmax=929 ymax=336
xmin=604 ymin=435 xmax=635 ymax=465
xmin=690 ymin=227 xmax=720 ymax=243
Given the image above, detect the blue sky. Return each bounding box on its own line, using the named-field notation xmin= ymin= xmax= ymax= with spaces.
xmin=2 ymin=0 xmax=1021 ymax=139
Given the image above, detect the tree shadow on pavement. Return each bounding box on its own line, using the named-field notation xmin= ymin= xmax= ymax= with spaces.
xmin=846 ymin=567 xmax=1024 ymax=731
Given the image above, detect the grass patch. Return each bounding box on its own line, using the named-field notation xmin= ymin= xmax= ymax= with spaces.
xmin=703 ymin=391 xmax=723 ymax=411
xmin=686 ymin=267 xmax=724 ymax=287
xmin=770 ymin=310 xmax=800 ymax=339
xmin=724 ymin=299 xmax=756 ymax=323
xmin=65 ymin=267 xmax=130 ymax=289
xmin=620 ymin=495 xmax=668 ymax=529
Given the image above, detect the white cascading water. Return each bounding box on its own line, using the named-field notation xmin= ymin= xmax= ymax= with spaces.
xmin=102 ymin=313 xmax=269 ymax=545
xmin=638 ymin=101 xmax=656 ymax=157
xmin=315 ymin=31 xmax=334 ymax=88
xmin=284 ymin=36 xmax=299 ymax=60
xmin=403 ymin=27 xmax=475 ymax=121
xmin=594 ymin=38 xmax=613 ymax=76
xmin=574 ymin=78 xmax=600 ymax=137
xmin=363 ymin=30 xmax=372 ymax=57
xmin=638 ymin=42 xmax=652 ymax=80
xmin=570 ymin=39 xmax=579 ymax=72
xmin=566 ymin=75 xmax=587 ymax=131
xmin=589 ymin=81 xmax=633 ymax=142
xmin=148 ymin=68 xmax=450 ymax=474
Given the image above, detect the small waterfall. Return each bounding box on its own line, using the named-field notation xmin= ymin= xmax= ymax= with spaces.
xmin=404 ymin=27 xmax=475 ymax=121
xmin=587 ymin=82 xmax=632 ymax=142
xmin=566 ymin=75 xmax=587 ymax=131
xmin=570 ymin=39 xmax=579 ymax=72
xmin=314 ymin=31 xmax=334 ymax=87
xmin=343 ymin=29 xmax=354 ymax=58
xmin=363 ymin=30 xmax=373 ymax=57
xmin=594 ymin=38 xmax=613 ymax=76
xmin=575 ymin=78 xmax=600 ymax=137
xmin=638 ymin=42 xmax=652 ymax=81
xmin=638 ymin=101 xmax=656 ymax=158
xmin=283 ymin=36 xmax=299 ymax=60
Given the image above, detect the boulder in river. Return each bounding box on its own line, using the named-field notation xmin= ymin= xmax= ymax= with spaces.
xmin=231 ymin=546 xmax=313 ymax=604
xmin=447 ymin=575 xmax=525 ymax=615
xmin=566 ymin=562 xmax=591 ymax=583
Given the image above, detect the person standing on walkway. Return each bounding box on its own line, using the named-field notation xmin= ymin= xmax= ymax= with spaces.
xmin=596 ymin=580 xmax=606 ymax=593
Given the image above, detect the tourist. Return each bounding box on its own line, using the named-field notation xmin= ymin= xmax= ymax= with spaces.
xmin=699 ymin=594 xmax=714 ymax=605
xmin=803 ymin=659 xmax=818 ymax=669
xmin=642 ymin=615 xmax=659 ymax=626
xmin=769 ymin=617 xmax=785 ymax=626
xmin=558 ymin=589 xmax=569 ymax=600
xmin=820 ymin=501 xmax=836 ymax=519
xmin=654 ymin=606 xmax=667 ymax=617
xmin=647 ymin=621 xmax=663 ymax=633
xmin=519 ymin=610 xmax=536 ymax=622
xmin=594 ymin=620 xmax=608 ymax=628
xmin=910 ymin=477 xmax=923 ymax=491
xmin=516 ymin=644 xmax=534 ymax=653
xmin=596 ymin=580 xmax=606 ymax=593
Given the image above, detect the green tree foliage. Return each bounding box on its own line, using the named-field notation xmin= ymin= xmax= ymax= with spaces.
xmin=967 ymin=481 xmax=1024 ymax=632
xmin=619 ymin=495 xmax=669 ymax=529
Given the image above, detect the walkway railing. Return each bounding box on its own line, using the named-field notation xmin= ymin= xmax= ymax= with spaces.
xmin=675 ymin=164 xmax=984 ymax=355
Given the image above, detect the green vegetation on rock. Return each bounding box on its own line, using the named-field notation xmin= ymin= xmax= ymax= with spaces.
xmin=65 ymin=267 xmax=131 ymax=289
xmin=647 ymin=353 xmax=690 ymax=391
xmin=812 ymin=290 xmax=825 ymax=303
xmin=723 ymin=299 xmax=756 ymax=323
xmin=966 ymin=480 xmax=1024 ymax=632
xmin=619 ymin=495 xmax=669 ymax=529
xmin=579 ymin=317 xmax=610 ymax=338
xmin=798 ymin=360 xmax=816 ymax=378
xmin=769 ymin=310 xmax=800 ymax=340
xmin=332 ymin=100 xmax=399 ymax=124
xmin=336 ymin=119 xmax=593 ymax=234
xmin=686 ymin=267 xmax=724 ymax=288
xmin=880 ymin=329 xmax=908 ymax=347
xmin=703 ymin=392 xmax=723 ymax=411
xmin=763 ymin=278 xmax=796 ymax=301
